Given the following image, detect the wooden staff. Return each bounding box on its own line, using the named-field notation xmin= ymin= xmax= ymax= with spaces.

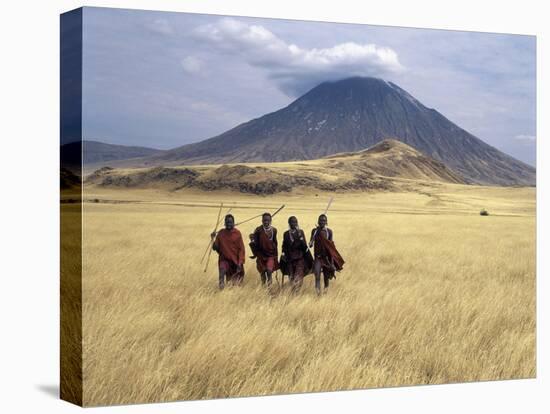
xmin=203 ymin=204 xmax=286 ymax=272
xmin=203 ymin=203 xmax=224 ymax=273
xmin=233 ymin=213 xmax=264 ymax=228
xmin=213 ymin=204 xmax=285 ymax=233
xmin=200 ymin=207 xmax=232 ymax=264
xmin=271 ymin=206 xmax=286 ymax=290
xmin=270 ymin=204 xmax=286 ymax=218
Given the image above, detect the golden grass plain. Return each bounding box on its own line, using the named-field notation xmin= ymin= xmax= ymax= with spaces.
xmin=75 ymin=182 xmax=535 ymax=406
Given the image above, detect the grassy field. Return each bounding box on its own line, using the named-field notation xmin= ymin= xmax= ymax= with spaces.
xmin=77 ymin=182 xmax=536 ymax=406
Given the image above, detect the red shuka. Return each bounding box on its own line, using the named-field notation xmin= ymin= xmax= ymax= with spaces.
xmin=213 ymin=228 xmax=246 ymax=266
xmin=253 ymin=226 xmax=280 ymax=272
xmin=311 ymin=227 xmax=345 ymax=271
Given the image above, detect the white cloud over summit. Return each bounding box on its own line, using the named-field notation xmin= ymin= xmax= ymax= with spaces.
xmin=82 ymin=8 xmax=535 ymax=165
xmin=193 ymin=18 xmax=405 ymax=96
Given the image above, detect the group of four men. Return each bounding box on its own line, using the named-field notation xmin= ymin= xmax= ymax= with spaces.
xmin=211 ymin=213 xmax=344 ymax=295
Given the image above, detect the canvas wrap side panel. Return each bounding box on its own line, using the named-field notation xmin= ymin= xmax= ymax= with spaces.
xmin=60 ymin=7 xmax=83 ymax=407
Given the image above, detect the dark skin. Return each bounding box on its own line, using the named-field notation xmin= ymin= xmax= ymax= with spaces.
xmin=286 ymin=217 xmax=304 ymax=251
xmin=260 ymin=214 xmax=273 ymax=287
xmin=213 ymin=217 xmax=242 ymax=290
xmin=285 ymin=217 xmax=306 ymax=293
xmin=211 ymin=216 xmax=234 ymax=239
xmin=312 ymin=215 xmax=329 ymax=295
xmin=289 ymin=217 xmax=298 ymax=231
xmin=309 ymin=215 xmax=328 ymax=248
xmin=282 ymin=217 xmax=302 ymax=258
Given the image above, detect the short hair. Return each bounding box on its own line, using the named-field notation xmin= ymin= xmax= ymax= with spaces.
xmin=262 ymin=212 xmax=272 ymax=219
xmin=225 ymin=214 xmax=235 ymax=222
xmin=288 ymin=215 xmax=297 ymax=224
xmin=318 ymin=214 xmax=327 ymax=220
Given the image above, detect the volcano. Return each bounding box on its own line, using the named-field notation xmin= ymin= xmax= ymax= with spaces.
xmin=129 ymin=77 xmax=535 ymax=186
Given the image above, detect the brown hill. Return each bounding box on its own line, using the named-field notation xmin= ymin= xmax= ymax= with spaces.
xmin=85 ymin=139 xmax=466 ymax=195
xmin=60 ymin=167 xmax=81 ymax=190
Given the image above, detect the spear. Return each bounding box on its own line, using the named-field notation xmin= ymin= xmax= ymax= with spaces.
xmin=203 ymin=204 xmax=286 ymax=272
xmin=309 ymin=197 xmax=334 ymax=248
xmin=233 ymin=212 xmax=264 ymax=228
xmin=270 ymin=204 xmax=286 ymax=218
xmin=212 ymin=204 xmax=285 ymax=233
xmin=203 ymin=202 xmax=224 ymax=273
xmin=200 ymin=207 xmax=232 ymax=264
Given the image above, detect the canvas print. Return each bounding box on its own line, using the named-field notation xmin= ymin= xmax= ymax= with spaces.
xmin=60 ymin=6 xmax=536 ymax=407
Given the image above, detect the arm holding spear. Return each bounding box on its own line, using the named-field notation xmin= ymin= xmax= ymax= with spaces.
xmin=309 ymin=197 xmax=333 ymax=248
xmin=203 ymin=202 xmax=224 ymax=273
xmin=200 ymin=207 xmax=232 ymax=265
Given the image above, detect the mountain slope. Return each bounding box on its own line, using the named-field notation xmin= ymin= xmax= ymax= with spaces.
xmin=143 ymin=77 xmax=534 ymax=186
xmin=85 ymin=139 xmax=466 ymax=195
xmin=61 ymin=140 xmax=164 ymax=166
xmin=325 ymin=139 xmax=465 ymax=184
xmin=60 ymin=167 xmax=80 ymax=189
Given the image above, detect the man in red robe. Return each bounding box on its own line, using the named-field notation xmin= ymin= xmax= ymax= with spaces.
xmin=250 ymin=212 xmax=279 ymax=287
xmin=310 ymin=214 xmax=344 ymax=295
xmin=211 ymin=214 xmax=245 ymax=290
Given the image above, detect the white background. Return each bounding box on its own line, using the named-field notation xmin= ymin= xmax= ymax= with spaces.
xmin=1 ymin=0 xmax=547 ymax=412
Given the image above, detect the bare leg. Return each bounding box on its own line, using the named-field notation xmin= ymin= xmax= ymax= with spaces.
xmin=292 ymin=274 xmax=304 ymax=293
xmin=233 ymin=272 xmax=243 ymax=286
xmin=218 ymin=268 xmax=226 ymax=290
xmin=314 ymin=259 xmax=322 ymax=295
xmin=291 ymin=260 xmax=304 ymax=294
xmin=286 ymin=262 xmax=294 ymax=292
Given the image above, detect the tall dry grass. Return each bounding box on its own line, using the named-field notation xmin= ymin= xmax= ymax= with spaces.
xmin=80 ymin=185 xmax=535 ymax=406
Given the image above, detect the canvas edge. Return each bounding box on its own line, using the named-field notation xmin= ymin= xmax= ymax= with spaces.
xmin=60 ymin=7 xmax=84 ymax=407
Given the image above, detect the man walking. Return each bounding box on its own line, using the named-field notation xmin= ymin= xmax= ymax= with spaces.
xmin=281 ymin=216 xmax=312 ymax=293
xmin=211 ymin=214 xmax=245 ymax=290
xmin=250 ymin=212 xmax=279 ymax=287
xmin=310 ymin=214 xmax=344 ymax=295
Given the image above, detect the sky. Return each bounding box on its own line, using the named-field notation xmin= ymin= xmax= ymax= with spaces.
xmin=79 ymin=7 xmax=536 ymax=166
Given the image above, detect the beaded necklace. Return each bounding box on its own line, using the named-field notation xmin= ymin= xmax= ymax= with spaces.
xmin=289 ymin=227 xmax=300 ymax=243
xmin=263 ymin=226 xmax=273 ymax=241
xmin=317 ymin=226 xmax=329 ymax=239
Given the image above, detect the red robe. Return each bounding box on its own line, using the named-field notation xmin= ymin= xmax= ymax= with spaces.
xmin=311 ymin=227 xmax=344 ymax=278
xmin=252 ymin=226 xmax=279 ymax=273
xmin=213 ymin=228 xmax=245 ymax=279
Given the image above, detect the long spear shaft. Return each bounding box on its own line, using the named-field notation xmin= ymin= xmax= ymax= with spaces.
xmin=234 ymin=213 xmax=264 ymax=227
xmin=323 ymin=197 xmax=334 ymax=215
xmin=211 ymin=204 xmax=286 ymax=234
xmin=271 ymin=204 xmax=285 ymax=218
xmin=200 ymin=207 xmax=232 ymax=264
xmin=203 ymin=204 xmax=286 ymax=271
xmin=203 ymin=203 xmax=224 ymax=273
xmin=236 ymin=204 xmax=284 ymax=226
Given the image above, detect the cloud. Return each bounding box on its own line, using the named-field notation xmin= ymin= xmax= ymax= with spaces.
xmin=181 ymin=56 xmax=203 ymax=74
xmin=514 ymin=134 xmax=536 ymax=142
xmin=146 ymin=18 xmax=174 ymax=35
xmin=193 ymin=18 xmax=405 ymax=96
